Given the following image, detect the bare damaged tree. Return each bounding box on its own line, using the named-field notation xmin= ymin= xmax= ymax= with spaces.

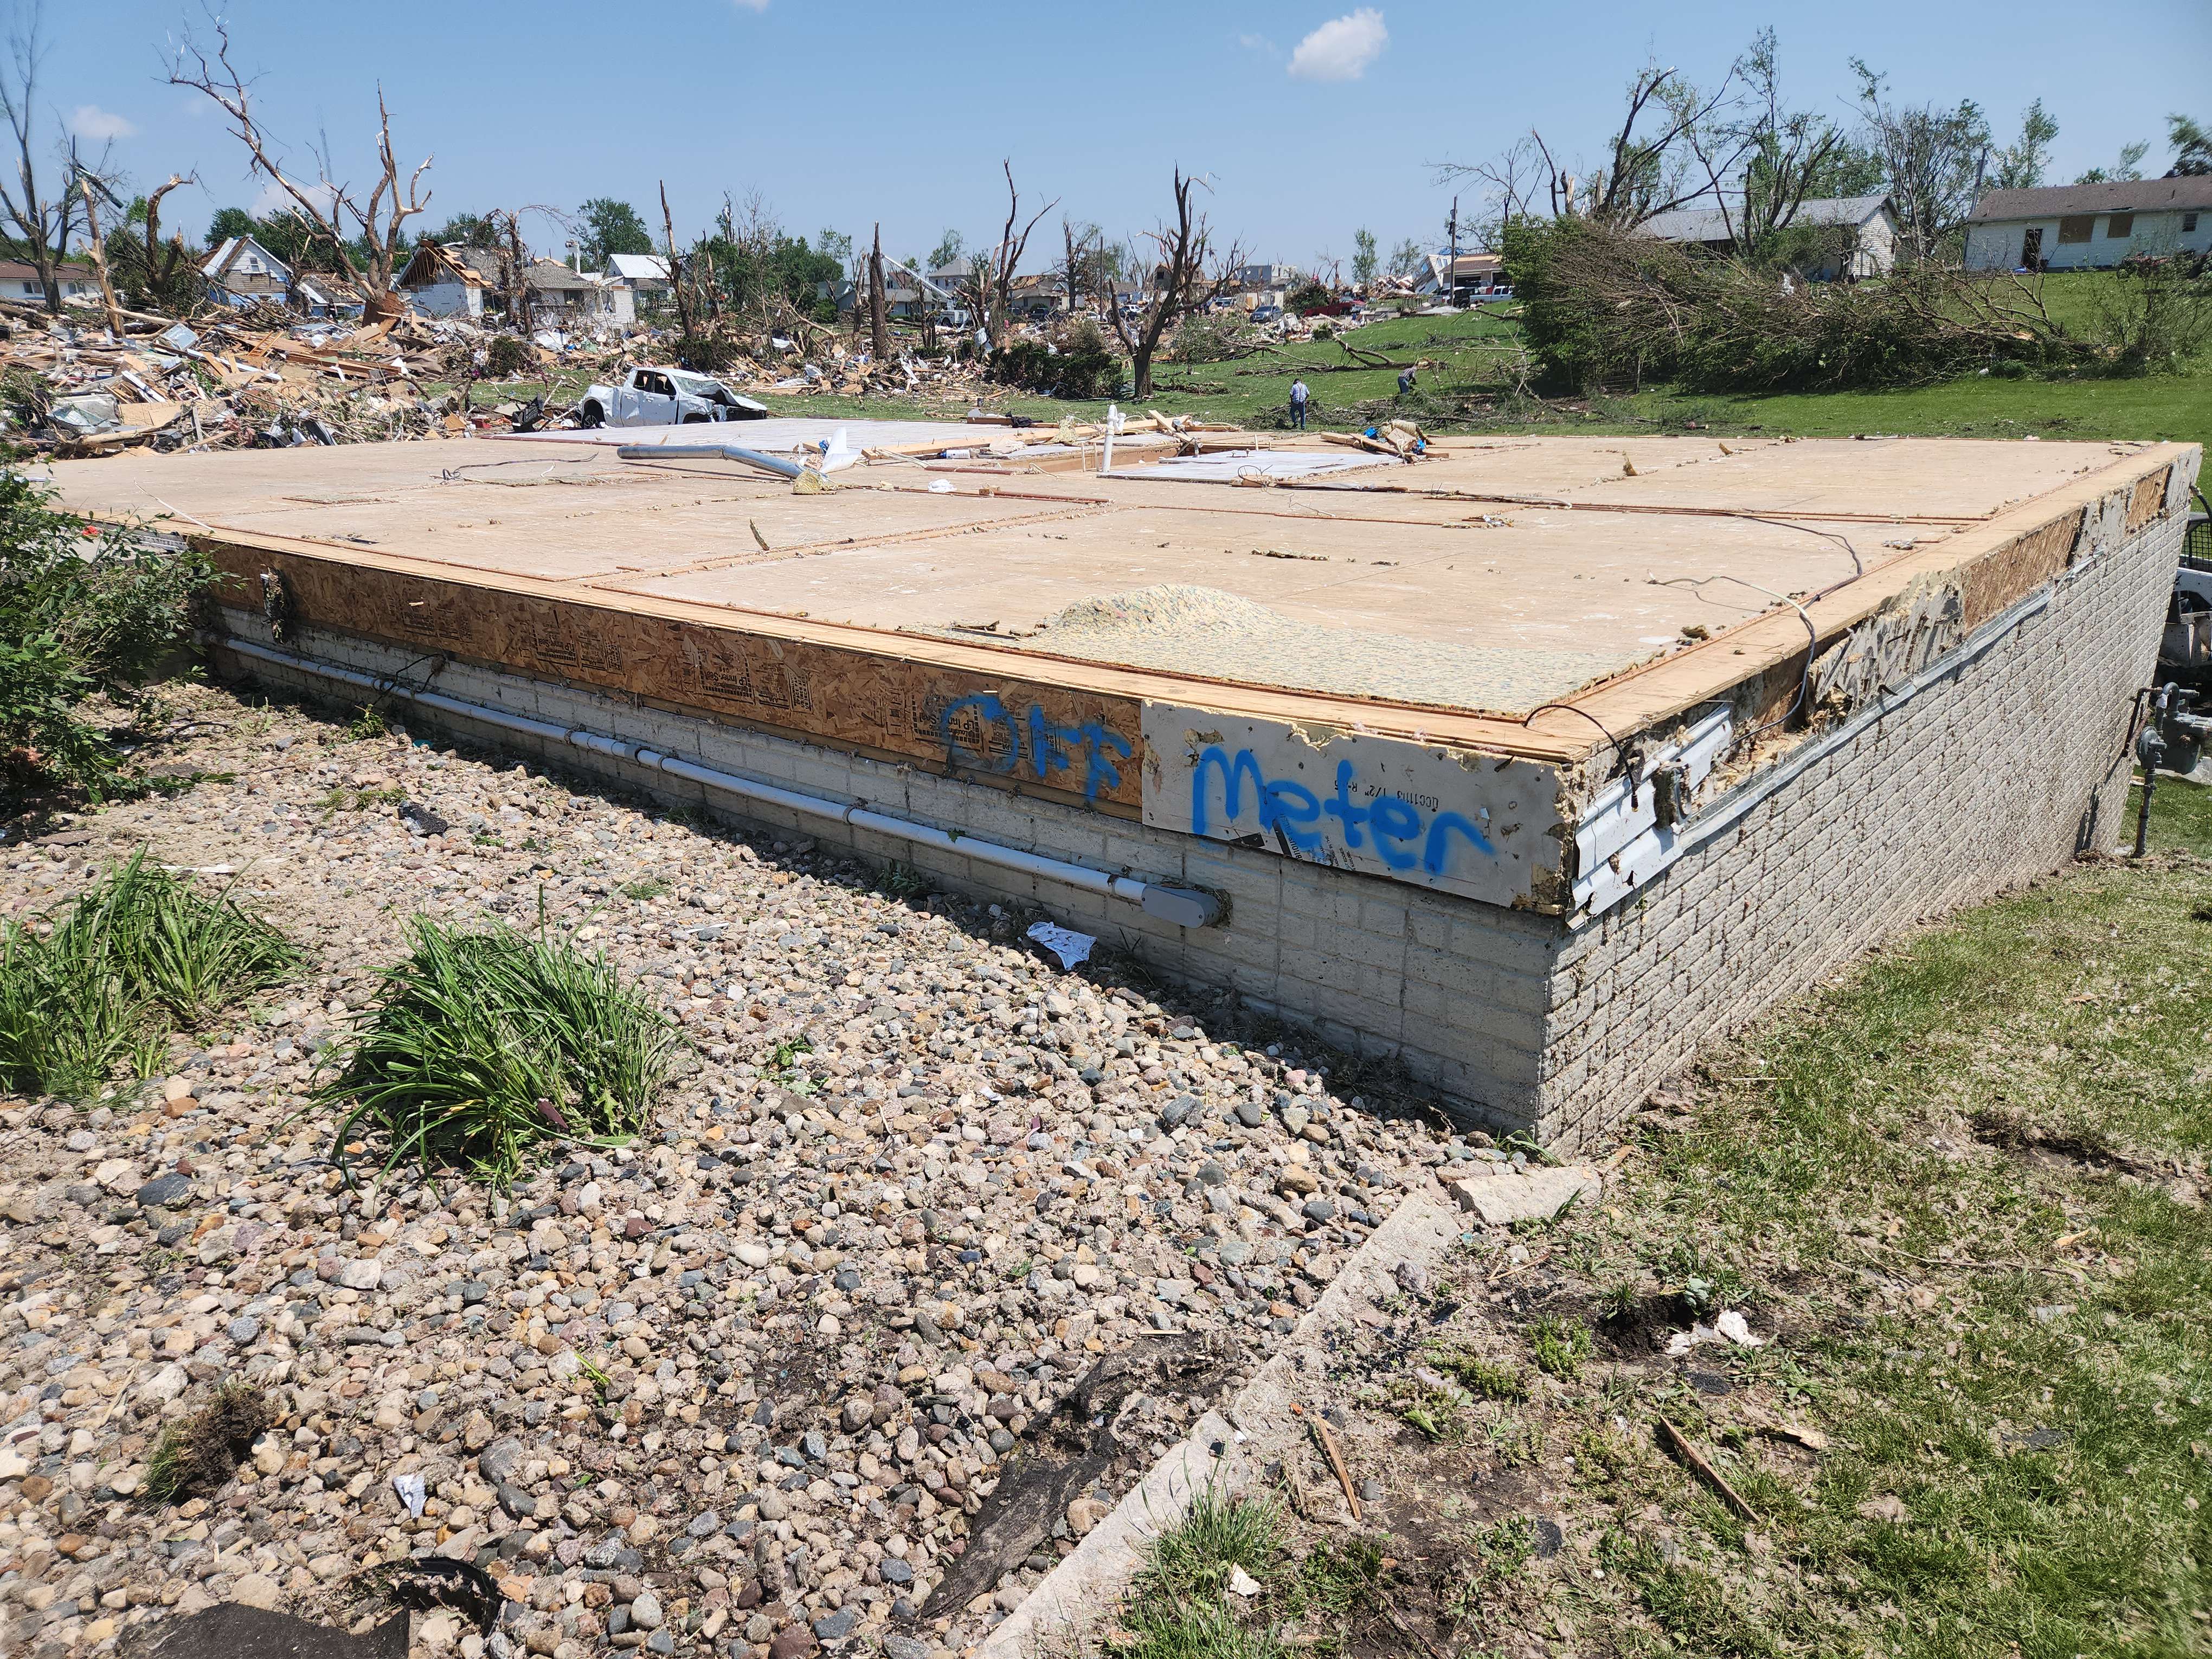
xmin=1440 ymin=62 xmax=1735 ymax=229
xmin=72 ymin=163 xmax=124 ymax=335
xmin=659 ymin=180 xmax=695 ymax=342
xmin=168 ymin=14 xmax=432 ymax=316
xmin=1104 ymin=168 xmax=1244 ymax=400
xmin=124 ymin=171 xmax=202 ymax=308
xmin=0 ymin=3 xmax=96 ymax=315
xmin=868 ymin=223 xmax=890 ymax=360
xmin=1850 ymin=60 xmax=1991 ymax=265
xmin=985 ymin=160 xmax=1057 ymax=347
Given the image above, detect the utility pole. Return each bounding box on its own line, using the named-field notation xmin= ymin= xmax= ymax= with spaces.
xmin=1446 ymin=196 xmax=1459 ymax=305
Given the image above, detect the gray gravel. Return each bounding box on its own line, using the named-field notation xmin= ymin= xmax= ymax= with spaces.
xmin=0 ymin=683 xmax=1482 ymax=1659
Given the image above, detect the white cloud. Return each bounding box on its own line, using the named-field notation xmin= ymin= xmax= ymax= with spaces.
xmin=1238 ymin=31 xmax=1278 ymax=54
xmin=68 ymin=104 xmax=137 ymax=142
xmin=1287 ymin=9 xmax=1387 ymax=82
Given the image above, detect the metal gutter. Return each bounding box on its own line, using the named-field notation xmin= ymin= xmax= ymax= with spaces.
xmin=213 ymin=633 xmax=1224 ymax=930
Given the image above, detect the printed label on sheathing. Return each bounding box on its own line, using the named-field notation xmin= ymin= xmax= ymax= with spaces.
xmin=1140 ymin=703 xmax=1564 ymax=908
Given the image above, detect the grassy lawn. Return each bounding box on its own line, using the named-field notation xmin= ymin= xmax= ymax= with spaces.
xmin=1109 ymin=779 xmax=2212 ymax=1659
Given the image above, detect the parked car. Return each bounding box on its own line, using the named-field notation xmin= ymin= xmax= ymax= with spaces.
xmin=576 ymin=366 xmax=768 ymax=428
xmin=1250 ymin=304 xmax=1282 ymax=323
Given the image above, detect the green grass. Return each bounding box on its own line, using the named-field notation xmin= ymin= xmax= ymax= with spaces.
xmin=1516 ymin=779 xmax=2212 ymax=1658
xmin=0 ymin=852 xmax=301 ymax=1097
xmin=143 ymin=1380 xmax=271 ymax=1504
xmin=1111 ymin=1491 xmax=1290 ymax=1659
xmin=316 ymin=914 xmax=679 ymax=1183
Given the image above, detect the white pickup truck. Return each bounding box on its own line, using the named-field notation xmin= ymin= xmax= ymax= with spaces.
xmin=575 ymin=366 xmax=768 ymax=428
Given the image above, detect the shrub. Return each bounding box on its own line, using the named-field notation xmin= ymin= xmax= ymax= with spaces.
xmin=992 ymin=317 xmax=1123 ymax=400
xmin=0 ymin=853 xmax=301 ymax=1098
xmin=1286 ymin=278 xmax=1333 ymax=314
xmin=317 ymin=915 xmax=679 ymax=1183
xmin=0 ymin=471 xmax=211 ymax=803
xmin=481 ymin=335 xmax=532 ymax=378
xmin=1503 ymin=215 xmax=2107 ymax=393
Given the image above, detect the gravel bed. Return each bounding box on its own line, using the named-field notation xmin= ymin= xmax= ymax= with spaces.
xmin=0 ymin=683 xmax=1491 ymax=1659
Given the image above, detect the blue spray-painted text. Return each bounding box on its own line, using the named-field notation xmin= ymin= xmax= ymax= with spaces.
xmin=940 ymin=693 xmax=1132 ymax=805
xmin=1191 ymin=750 xmax=1494 ymax=874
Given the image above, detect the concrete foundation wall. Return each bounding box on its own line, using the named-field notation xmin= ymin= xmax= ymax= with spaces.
xmin=209 ymin=498 xmax=2183 ymax=1149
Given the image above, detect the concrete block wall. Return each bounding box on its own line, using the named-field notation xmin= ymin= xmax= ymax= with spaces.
xmin=209 ymin=493 xmax=2183 ymax=1149
xmin=1539 ymin=506 xmax=2185 ymax=1147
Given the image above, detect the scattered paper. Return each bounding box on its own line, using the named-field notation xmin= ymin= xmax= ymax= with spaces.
xmin=1665 ymin=1309 xmax=1765 ymax=1356
xmin=391 ymin=1471 xmax=427 ymax=1517
xmin=927 ymin=478 xmax=955 ymax=494
xmin=1227 ymin=1566 xmax=1263 ymax=1598
xmin=1025 ymin=921 xmax=1095 ymax=970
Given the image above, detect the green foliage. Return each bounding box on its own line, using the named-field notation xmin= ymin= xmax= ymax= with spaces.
xmin=577 ymin=198 xmax=654 ymax=268
xmin=1429 ymin=1347 xmax=1529 ymax=1401
xmin=316 ymin=915 xmax=678 ymax=1183
xmin=0 ymin=471 xmax=211 ymax=802
xmin=203 ymin=204 xmax=366 ymax=274
xmin=994 ymin=316 xmax=1123 ymax=400
xmin=1285 ymin=279 xmax=1333 ymax=314
xmin=1503 ymin=216 xmax=2112 ymax=394
xmin=1111 ymin=1493 xmax=1288 ymax=1659
xmin=0 ymin=853 xmax=301 ymax=1098
xmin=1528 ymin=1314 xmax=1590 ymax=1378
xmin=481 ymin=336 xmax=533 ymax=378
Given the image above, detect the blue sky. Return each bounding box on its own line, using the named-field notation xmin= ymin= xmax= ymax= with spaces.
xmin=39 ymin=0 xmax=2212 ymax=269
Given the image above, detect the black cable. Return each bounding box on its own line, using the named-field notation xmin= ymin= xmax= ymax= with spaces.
xmin=1521 ymin=702 xmax=1624 ymax=770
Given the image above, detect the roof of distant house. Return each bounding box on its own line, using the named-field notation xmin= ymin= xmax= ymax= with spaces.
xmin=607 ymin=253 xmax=669 ymax=282
xmin=0 ymin=260 xmax=94 ymax=282
xmin=1966 ymin=176 xmax=2212 ymax=222
xmin=1639 ymin=194 xmax=1893 ymax=246
xmin=202 ymin=234 xmax=294 ymax=282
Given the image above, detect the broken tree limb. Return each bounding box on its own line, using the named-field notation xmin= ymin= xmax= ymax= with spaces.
xmin=1657 ymin=1417 xmax=1758 ymax=1520
xmin=1310 ymin=1416 xmax=1363 ymax=1522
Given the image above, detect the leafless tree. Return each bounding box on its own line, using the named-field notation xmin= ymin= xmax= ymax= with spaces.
xmin=1104 ymin=168 xmax=1244 ymax=400
xmin=168 ymin=12 xmax=432 ymax=314
xmin=1440 ymin=62 xmax=1735 ymax=230
xmin=120 ymin=171 xmax=201 ymax=308
xmin=983 ymin=160 xmax=1056 ymax=346
xmin=659 ymin=181 xmax=694 ymax=340
xmin=0 ymin=3 xmax=101 ymax=314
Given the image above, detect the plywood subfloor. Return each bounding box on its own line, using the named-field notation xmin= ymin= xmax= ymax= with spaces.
xmin=42 ymin=430 xmax=2169 ymax=725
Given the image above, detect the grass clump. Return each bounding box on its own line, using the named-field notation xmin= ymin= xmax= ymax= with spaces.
xmin=1111 ymin=1491 xmax=1288 ymax=1659
xmin=0 ymin=853 xmax=300 ymax=1097
xmin=144 ymin=1380 xmax=272 ymax=1503
xmin=0 ymin=470 xmax=211 ymax=806
xmin=317 ymin=914 xmax=678 ymax=1183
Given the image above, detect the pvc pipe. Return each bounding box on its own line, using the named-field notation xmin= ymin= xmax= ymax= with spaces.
xmin=615 ymin=442 xmax=803 ymax=478
xmin=212 ymin=633 xmax=1221 ymax=929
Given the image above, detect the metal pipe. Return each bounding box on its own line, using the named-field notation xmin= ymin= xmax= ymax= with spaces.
xmin=615 ymin=442 xmax=803 ymax=478
xmin=211 ymin=633 xmax=1221 ymax=928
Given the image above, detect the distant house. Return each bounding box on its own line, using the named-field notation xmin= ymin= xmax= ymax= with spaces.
xmin=526 ymin=259 xmax=634 ymax=325
xmin=606 ymin=252 xmax=670 ymax=304
xmin=201 ymin=234 xmax=293 ymax=305
xmin=1414 ymin=251 xmax=1505 ymax=299
xmin=1235 ymin=262 xmax=1301 ymax=291
xmin=927 ymin=256 xmax=977 ymax=298
xmin=1964 ymin=177 xmax=2212 ymax=272
xmin=0 ymin=260 xmax=98 ymax=304
xmin=397 ymin=243 xmax=496 ymax=319
xmin=1638 ymin=194 xmax=1898 ymax=279
xmin=1005 ymin=272 xmax=1065 ymax=321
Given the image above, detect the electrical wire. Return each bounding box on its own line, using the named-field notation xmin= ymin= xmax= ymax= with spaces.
xmin=1520 ymin=702 xmax=1625 ymax=769
xmin=1660 ymin=574 xmax=1821 ymax=738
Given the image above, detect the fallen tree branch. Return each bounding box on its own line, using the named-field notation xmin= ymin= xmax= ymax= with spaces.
xmin=1658 ymin=1417 xmax=1758 ymax=1520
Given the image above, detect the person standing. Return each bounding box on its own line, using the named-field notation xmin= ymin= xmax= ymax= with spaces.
xmin=1289 ymin=377 xmax=1309 ymax=430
